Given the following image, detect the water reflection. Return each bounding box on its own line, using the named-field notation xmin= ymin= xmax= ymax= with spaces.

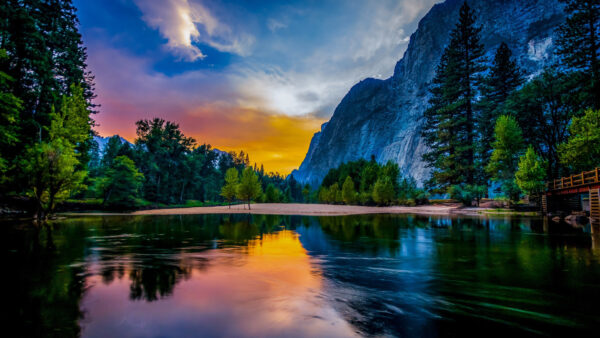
xmin=2 ymin=214 xmax=600 ymax=337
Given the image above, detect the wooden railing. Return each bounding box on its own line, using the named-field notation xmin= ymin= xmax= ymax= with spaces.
xmin=547 ymin=168 xmax=600 ymax=191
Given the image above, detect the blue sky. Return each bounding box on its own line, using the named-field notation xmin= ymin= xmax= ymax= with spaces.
xmin=75 ymin=0 xmax=439 ymax=173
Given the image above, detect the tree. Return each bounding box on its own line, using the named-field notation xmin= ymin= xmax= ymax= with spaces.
xmin=422 ymin=2 xmax=486 ymax=191
xmin=302 ymin=184 xmax=311 ymax=203
xmin=504 ymin=69 xmax=583 ymax=179
xmin=21 ymin=87 xmax=90 ymax=219
xmin=264 ymin=183 xmax=282 ymax=203
xmin=341 ymin=176 xmax=357 ymax=205
xmin=372 ymin=177 xmax=395 ymax=206
xmin=556 ymin=0 xmax=600 ymax=109
xmin=134 ymin=118 xmax=195 ymax=204
xmin=486 ymin=115 xmax=525 ymax=201
xmin=0 ymin=49 xmax=21 ymax=176
xmin=97 ymin=156 xmax=144 ymax=208
xmin=237 ymin=167 xmax=262 ymax=210
xmin=478 ymin=43 xmax=523 ymax=167
xmin=515 ymin=146 xmax=547 ymax=197
xmin=558 ymin=109 xmax=600 ymax=171
xmin=220 ymin=168 xmax=239 ymax=208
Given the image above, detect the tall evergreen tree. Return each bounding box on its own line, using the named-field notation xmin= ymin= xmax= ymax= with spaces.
xmin=422 ymin=1 xmax=486 ymax=191
xmin=478 ymin=42 xmax=523 ymax=168
xmin=556 ymin=0 xmax=600 ymax=109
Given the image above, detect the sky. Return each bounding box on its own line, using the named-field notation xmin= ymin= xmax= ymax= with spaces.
xmin=75 ymin=0 xmax=439 ymax=174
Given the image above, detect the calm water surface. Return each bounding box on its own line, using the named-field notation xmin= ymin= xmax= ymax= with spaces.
xmin=3 ymin=214 xmax=600 ymax=337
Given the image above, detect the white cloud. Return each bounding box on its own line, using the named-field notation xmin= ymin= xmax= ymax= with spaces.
xmin=267 ymin=18 xmax=288 ymax=32
xmin=133 ymin=0 xmax=254 ymax=61
xmin=232 ymin=0 xmax=439 ymax=118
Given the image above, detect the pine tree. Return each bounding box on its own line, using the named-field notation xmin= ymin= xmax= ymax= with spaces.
xmin=556 ymin=0 xmax=600 ymax=109
xmin=98 ymin=156 xmax=144 ymax=208
xmin=478 ymin=43 xmax=523 ymax=168
xmin=422 ymin=1 xmax=486 ymax=191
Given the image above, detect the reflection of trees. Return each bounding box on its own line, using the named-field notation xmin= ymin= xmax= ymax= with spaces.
xmin=3 ymin=222 xmax=87 ymax=337
xmin=129 ymin=258 xmax=193 ymax=301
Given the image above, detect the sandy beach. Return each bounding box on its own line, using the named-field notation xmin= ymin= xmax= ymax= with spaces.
xmin=65 ymin=203 xmax=484 ymax=217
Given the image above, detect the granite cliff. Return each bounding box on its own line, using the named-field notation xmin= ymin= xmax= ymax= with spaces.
xmin=292 ymin=0 xmax=565 ymax=186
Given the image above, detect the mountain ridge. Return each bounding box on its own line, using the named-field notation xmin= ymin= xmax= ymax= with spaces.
xmin=292 ymin=0 xmax=565 ymax=186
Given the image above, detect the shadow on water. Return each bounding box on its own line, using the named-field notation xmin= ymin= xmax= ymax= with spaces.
xmin=2 ymin=214 xmax=600 ymax=337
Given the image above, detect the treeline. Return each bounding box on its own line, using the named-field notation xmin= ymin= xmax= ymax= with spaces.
xmin=86 ymin=120 xmax=308 ymax=210
xmin=317 ymin=158 xmax=428 ymax=206
xmin=422 ymin=0 xmax=599 ymax=205
xmin=0 ymin=1 xmax=306 ymax=219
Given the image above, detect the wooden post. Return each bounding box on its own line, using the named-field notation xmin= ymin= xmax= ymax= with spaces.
xmin=590 ymin=189 xmax=600 ymax=226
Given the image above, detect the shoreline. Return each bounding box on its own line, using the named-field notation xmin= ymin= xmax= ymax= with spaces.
xmin=60 ymin=203 xmax=536 ymax=217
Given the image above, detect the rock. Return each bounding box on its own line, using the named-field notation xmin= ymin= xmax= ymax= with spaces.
xmin=293 ymin=0 xmax=565 ymax=186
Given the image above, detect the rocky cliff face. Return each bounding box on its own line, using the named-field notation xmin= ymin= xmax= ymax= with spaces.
xmin=292 ymin=0 xmax=565 ymax=186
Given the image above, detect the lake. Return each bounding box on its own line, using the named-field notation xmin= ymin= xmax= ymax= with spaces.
xmin=3 ymin=214 xmax=600 ymax=337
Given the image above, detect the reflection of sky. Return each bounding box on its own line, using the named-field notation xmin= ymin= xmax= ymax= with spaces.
xmin=66 ymin=214 xmax=600 ymax=336
xmin=81 ymin=230 xmax=357 ymax=337
xmin=73 ymin=0 xmax=438 ymax=174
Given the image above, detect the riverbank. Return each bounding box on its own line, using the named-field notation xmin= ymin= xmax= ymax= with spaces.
xmin=62 ymin=202 xmax=530 ymax=217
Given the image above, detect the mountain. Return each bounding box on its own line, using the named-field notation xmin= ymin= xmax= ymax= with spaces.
xmin=93 ymin=135 xmax=132 ymax=155
xmin=292 ymin=0 xmax=565 ymax=186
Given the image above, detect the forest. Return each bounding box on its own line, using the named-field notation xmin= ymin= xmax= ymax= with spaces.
xmin=0 ymin=1 xmax=306 ymax=219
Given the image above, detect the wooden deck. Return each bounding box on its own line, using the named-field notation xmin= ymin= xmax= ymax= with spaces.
xmin=544 ymin=168 xmax=600 ymax=221
xmin=546 ymin=168 xmax=600 ymax=195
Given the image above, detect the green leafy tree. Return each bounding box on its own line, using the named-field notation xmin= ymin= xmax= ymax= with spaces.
xmin=558 ymin=109 xmax=600 ymax=171
xmin=422 ymin=2 xmax=486 ymax=191
xmin=556 ymin=0 xmax=600 ymax=109
xmin=478 ymin=43 xmax=523 ymax=167
xmin=341 ymin=176 xmax=357 ymax=205
xmin=97 ymin=156 xmax=144 ymax=208
xmin=486 ymin=115 xmax=525 ymax=201
xmin=264 ymin=183 xmax=282 ymax=203
xmin=515 ymin=146 xmax=547 ymax=197
xmin=21 ymin=87 xmax=90 ymax=219
xmin=221 ymin=168 xmax=239 ymax=208
xmin=372 ymin=177 xmax=395 ymax=206
xmin=329 ymin=183 xmax=340 ymax=204
xmin=237 ymin=167 xmax=262 ymax=210
xmin=504 ymin=70 xmax=583 ymax=179
xmin=0 ymin=49 xmax=21 ymax=176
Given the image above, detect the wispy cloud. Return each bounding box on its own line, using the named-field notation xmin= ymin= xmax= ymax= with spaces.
xmin=133 ymin=0 xmax=254 ymax=61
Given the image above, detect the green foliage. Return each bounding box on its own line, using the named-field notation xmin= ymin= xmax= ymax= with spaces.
xmin=20 ymin=87 xmax=90 ymax=218
xmin=478 ymin=43 xmax=523 ymax=169
xmin=486 ymin=115 xmax=524 ymax=201
xmin=558 ymin=109 xmax=600 ymax=172
xmin=96 ymin=156 xmax=144 ymax=208
xmin=372 ymin=177 xmax=395 ymax=206
xmin=515 ymin=146 xmax=546 ymax=196
xmin=264 ymin=183 xmax=283 ymax=203
xmin=237 ymin=167 xmax=262 ymax=209
xmin=398 ymin=177 xmax=429 ymax=205
xmin=22 ymin=139 xmax=86 ymax=219
xmin=320 ymin=159 xmax=402 ymax=206
xmin=504 ymin=69 xmax=584 ymax=179
xmin=341 ymin=176 xmax=357 ymax=205
xmin=220 ymin=168 xmax=239 ymax=207
xmin=422 ymin=2 xmax=486 ymax=191
xmin=449 ymin=184 xmax=486 ymax=206
xmin=556 ymin=0 xmax=600 ymax=109
xmin=0 ymin=49 xmax=21 ymax=176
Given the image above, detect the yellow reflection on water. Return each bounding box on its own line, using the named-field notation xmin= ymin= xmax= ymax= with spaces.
xmin=82 ymin=230 xmax=357 ymax=337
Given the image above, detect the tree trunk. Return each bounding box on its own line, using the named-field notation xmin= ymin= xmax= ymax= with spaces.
xmin=248 ymin=200 xmax=251 ymax=210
